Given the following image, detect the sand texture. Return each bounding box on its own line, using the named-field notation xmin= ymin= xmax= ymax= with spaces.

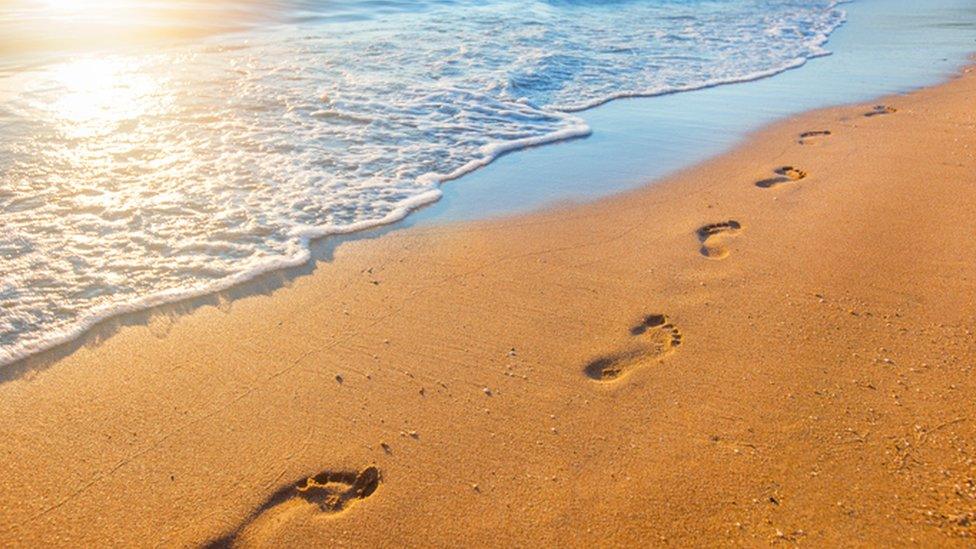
xmin=1 ymin=66 xmax=976 ymax=547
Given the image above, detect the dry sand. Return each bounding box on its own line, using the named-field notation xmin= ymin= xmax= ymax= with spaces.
xmin=2 ymin=65 xmax=976 ymax=547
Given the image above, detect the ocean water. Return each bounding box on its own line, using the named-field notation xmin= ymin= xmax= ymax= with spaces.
xmin=409 ymin=0 xmax=976 ymax=224
xmin=0 ymin=0 xmax=849 ymax=365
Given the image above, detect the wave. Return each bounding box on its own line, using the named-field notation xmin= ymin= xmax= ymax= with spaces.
xmin=0 ymin=0 xmax=847 ymax=366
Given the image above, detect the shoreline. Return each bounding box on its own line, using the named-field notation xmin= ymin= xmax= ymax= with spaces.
xmin=3 ymin=62 xmax=976 ymax=546
xmin=9 ymin=0 xmax=976 ymax=368
xmin=0 ymin=0 xmax=856 ymax=369
xmin=0 ymin=29 xmax=834 ymax=370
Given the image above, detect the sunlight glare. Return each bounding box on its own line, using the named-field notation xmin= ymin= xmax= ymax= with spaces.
xmin=42 ymin=0 xmax=139 ymax=16
xmin=41 ymin=57 xmax=162 ymax=138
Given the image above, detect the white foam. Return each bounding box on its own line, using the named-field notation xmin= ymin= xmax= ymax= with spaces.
xmin=0 ymin=0 xmax=848 ymax=366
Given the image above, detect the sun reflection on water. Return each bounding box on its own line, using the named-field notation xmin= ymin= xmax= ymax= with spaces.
xmin=41 ymin=0 xmax=140 ymax=16
xmin=0 ymin=1 xmax=265 ymax=60
xmin=35 ymin=56 xmax=166 ymax=139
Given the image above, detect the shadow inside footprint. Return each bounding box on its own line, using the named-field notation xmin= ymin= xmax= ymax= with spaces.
xmin=756 ymin=166 xmax=807 ymax=189
xmin=206 ymin=466 xmax=380 ymax=548
xmin=865 ymin=104 xmax=897 ymax=117
xmin=697 ymin=220 xmax=742 ymax=259
xmin=798 ymin=130 xmax=831 ymax=145
xmin=296 ymin=467 xmax=380 ymax=512
xmin=584 ymin=314 xmax=682 ymax=382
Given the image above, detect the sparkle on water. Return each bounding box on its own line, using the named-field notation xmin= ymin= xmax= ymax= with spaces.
xmin=0 ymin=0 xmax=846 ymax=364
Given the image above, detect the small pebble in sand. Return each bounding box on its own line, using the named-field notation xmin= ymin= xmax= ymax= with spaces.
xmin=472 ymin=483 xmax=480 ymax=492
xmin=408 ymin=430 xmax=419 ymax=438
xmin=483 ymin=387 xmax=492 ymax=396
xmin=335 ymin=374 xmax=343 ymax=384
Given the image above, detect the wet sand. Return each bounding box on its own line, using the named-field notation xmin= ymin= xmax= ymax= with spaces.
xmin=1 ymin=65 xmax=975 ymax=546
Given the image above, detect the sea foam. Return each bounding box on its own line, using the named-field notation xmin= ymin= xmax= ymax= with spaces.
xmin=0 ymin=0 xmax=846 ymax=365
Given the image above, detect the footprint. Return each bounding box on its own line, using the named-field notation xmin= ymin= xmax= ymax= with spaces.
xmin=697 ymin=220 xmax=742 ymax=259
xmin=584 ymin=314 xmax=682 ymax=382
xmin=207 ymin=466 xmax=380 ymax=548
xmin=798 ymin=130 xmax=831 ymax=145
xmin=865 ymin=104 xmax=897 ymax=117
xmin=755 ymin=166 xmax=807 ymax=189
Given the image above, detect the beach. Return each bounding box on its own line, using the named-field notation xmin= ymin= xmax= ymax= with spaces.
xmin=1 ymin=56 xmax=974 ymax=547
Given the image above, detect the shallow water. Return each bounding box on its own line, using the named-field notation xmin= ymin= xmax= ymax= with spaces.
xmin=411 ymin=0 xmax=976 ymax=223
xmin=0 ymin=0 xmax=850 ymax=364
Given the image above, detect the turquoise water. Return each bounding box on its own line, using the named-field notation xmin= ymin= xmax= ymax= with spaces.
xmin=410 ymin=0 xmax=976 ymax=224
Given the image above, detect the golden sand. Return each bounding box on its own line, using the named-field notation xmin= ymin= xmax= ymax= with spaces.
xmin=2 ymin=67 xmax=975 ymax=546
